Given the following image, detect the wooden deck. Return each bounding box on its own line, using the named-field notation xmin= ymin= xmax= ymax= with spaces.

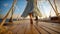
xmin=7 ymin=20 xmax=60 ymax=34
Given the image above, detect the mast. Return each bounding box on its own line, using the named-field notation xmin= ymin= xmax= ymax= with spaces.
xmin=0 ymin=0 xmax=17 ymax=26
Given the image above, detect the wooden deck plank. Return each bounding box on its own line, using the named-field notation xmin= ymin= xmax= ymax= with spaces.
xmin=39 ymin=25 xmax=58 ymax=34
xmin=16 ymin=24 xmax=27 ymax=34
xmin=25 ymin=23 xmax=40 ymax=34
xmin=39 ymin=22 xmax=60 ymax=32
xmin=30 ymin=24 xmax=40 ymax=34
xmin=34 ymin=24 xmax=49 ymax=34
xmin=11 ymin=22 xmax=27 ymax=34
xmin=25 ymin=24 xmax=33 ymax=34
xmin=40 ymin=22 xmax=60 ymax=30
xmin=5 ymin=20 xmax=60 ymax=34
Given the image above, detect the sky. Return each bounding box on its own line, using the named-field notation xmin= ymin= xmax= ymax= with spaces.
xmin=0 ymin=0 xmax=27 ymax=14
xmin=0 ymin=0 xmax=60 ymax=18
xmin=0 ymin=0 xmax=27 ymax=18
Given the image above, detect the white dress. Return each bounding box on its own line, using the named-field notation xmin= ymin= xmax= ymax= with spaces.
xmin=21 ymin=0 xmax=42 ymax=17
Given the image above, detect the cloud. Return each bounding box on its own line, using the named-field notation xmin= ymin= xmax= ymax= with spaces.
xmin=3 ymin=3 xmax=8 ymax=7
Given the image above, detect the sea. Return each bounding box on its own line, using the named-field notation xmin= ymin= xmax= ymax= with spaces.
xmin=0 ymin=19 xmax=17 ymax=23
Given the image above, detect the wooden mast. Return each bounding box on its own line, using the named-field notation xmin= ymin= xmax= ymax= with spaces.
xmin=0 ymin=0 xmax=17 ymax=26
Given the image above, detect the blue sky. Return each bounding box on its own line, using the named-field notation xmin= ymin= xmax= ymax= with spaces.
xmin=0 ymin=0 xmax=27 ymax=15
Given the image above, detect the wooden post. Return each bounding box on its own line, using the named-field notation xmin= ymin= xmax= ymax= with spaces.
xmin=29 ymin=13 xmax=33 ymax=24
